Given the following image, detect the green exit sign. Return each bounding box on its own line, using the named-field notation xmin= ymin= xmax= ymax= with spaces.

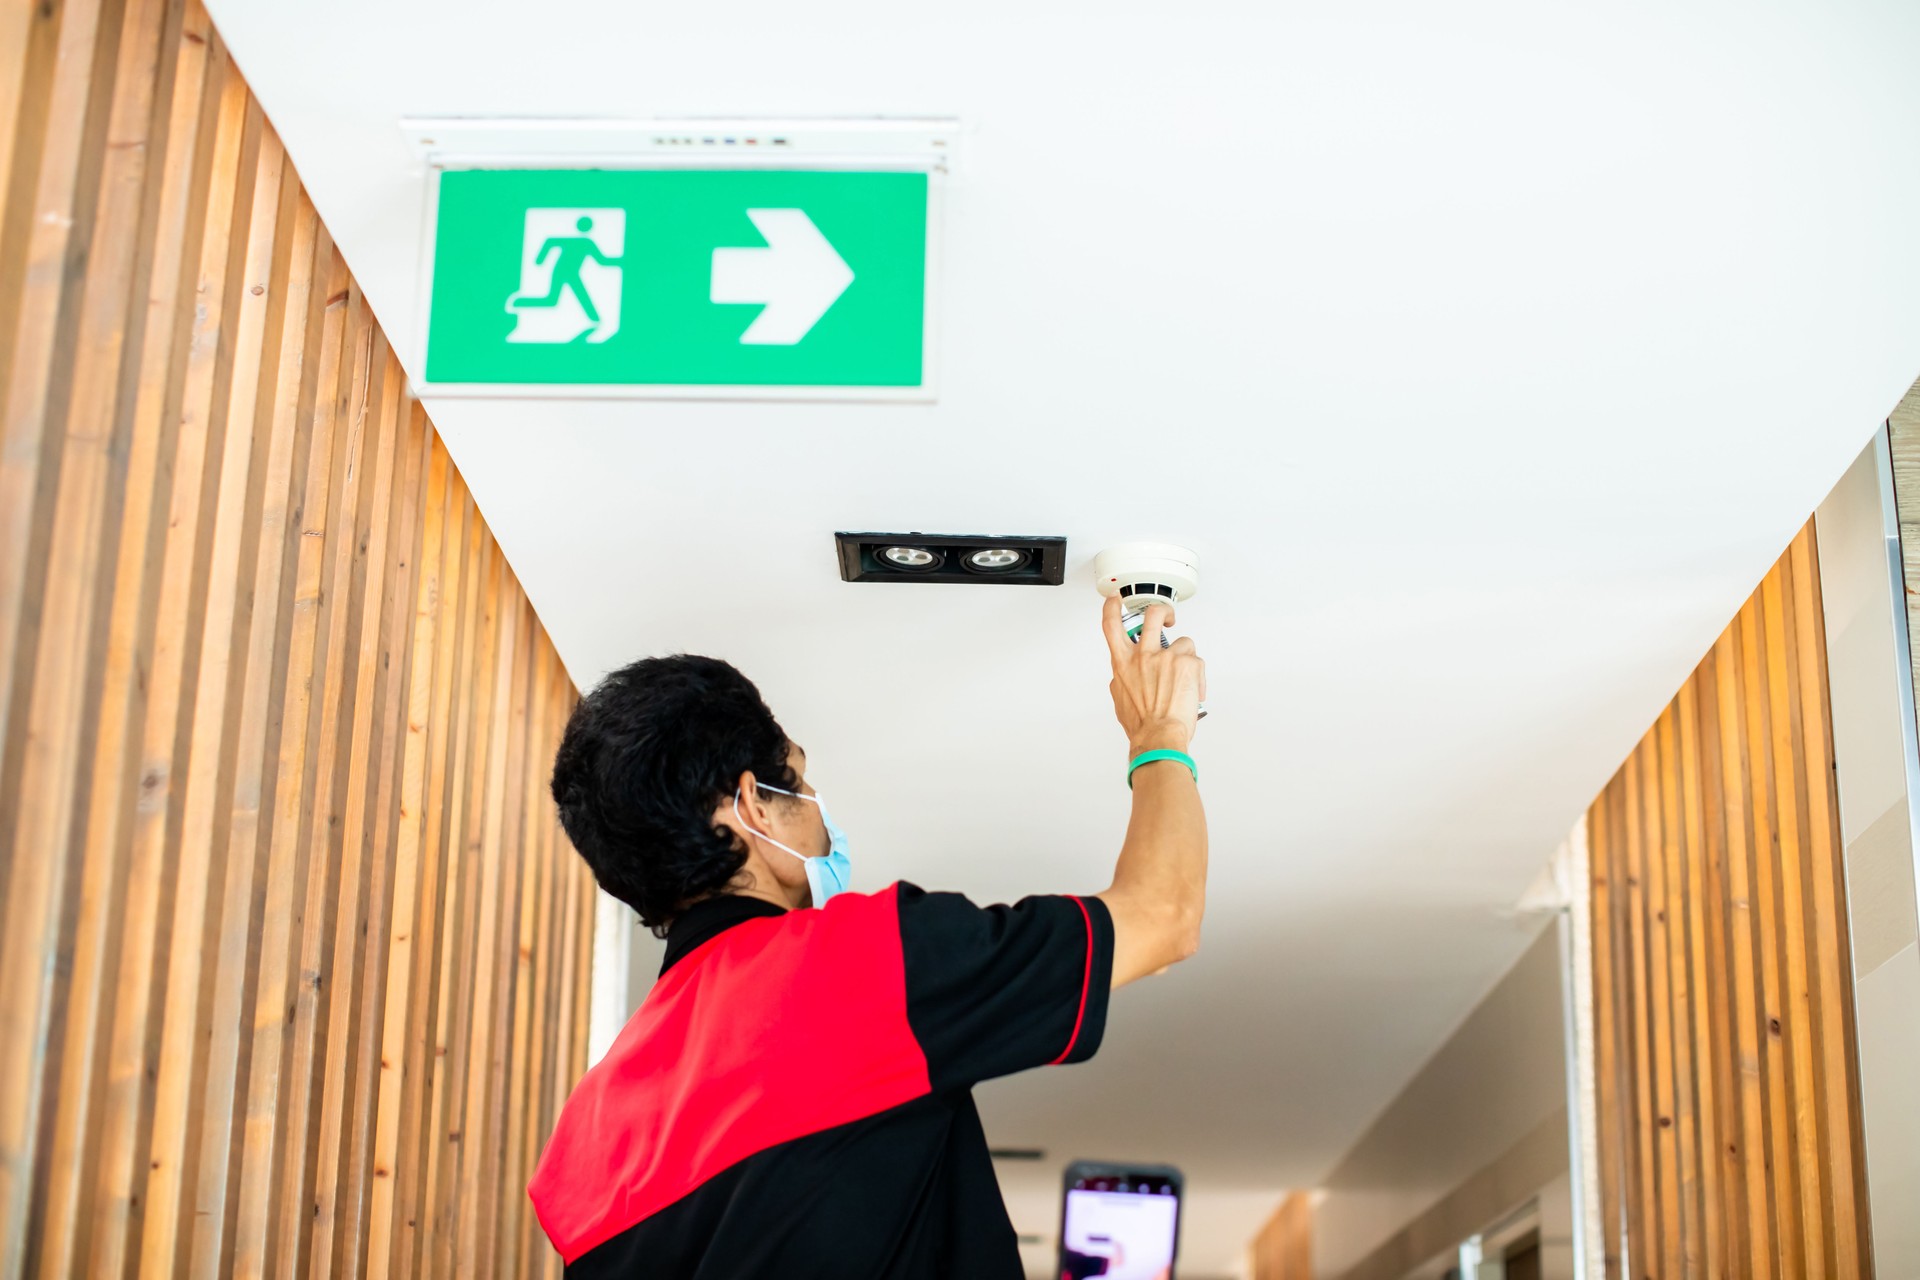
xmin=416 ymin=150 xmax=941 ymax=399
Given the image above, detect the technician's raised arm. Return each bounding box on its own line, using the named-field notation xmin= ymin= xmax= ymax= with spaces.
xmin=1096 ymin=595 xmax=1209 ymax=988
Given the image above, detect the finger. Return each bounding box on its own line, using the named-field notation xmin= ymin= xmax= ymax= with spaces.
xmin=1101 ymin=594 xmax=1131 ymax=665
xmin=1169 ymin=635 xmax=1197 ymax=656
xmin=1142 ymin=603 xmax=1172 ymax=651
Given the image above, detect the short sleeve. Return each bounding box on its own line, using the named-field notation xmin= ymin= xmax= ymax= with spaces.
xmin=893 ymin=881 xmax=1114 ymax=1091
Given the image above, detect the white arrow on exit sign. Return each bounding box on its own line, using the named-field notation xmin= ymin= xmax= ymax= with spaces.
xmin=710 ymin=208 xmax=855 ymax=345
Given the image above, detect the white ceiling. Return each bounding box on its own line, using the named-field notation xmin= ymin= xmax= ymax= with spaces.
xmin=207 ymin=0 xmax=1920 ymax=1272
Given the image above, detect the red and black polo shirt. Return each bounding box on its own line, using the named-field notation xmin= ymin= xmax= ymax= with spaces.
xmin=528 ymin=880 xmax=1115 ymax=1278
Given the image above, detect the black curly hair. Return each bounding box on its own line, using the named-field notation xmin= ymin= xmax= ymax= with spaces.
xmin=551 ymin=654 xmax=801 ymax=934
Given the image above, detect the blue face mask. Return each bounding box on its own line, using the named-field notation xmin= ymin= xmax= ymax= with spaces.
xmin=734 ymin=783 xmax=852 ymax=907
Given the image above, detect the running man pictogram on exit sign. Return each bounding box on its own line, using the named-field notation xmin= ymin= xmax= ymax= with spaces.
xmin=420 ymin=167 xmax=933 ymax=397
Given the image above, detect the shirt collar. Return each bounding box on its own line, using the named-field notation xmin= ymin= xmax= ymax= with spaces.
xmin=661 ymin=894 xmax=788 ymax=975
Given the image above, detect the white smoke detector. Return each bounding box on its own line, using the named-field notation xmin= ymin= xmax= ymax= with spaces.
xmin=1093 ymin=542 xmax=1201 ymax=613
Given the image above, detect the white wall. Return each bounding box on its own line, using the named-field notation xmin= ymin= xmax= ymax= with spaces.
xmin=1312 ymin=924 xmax=1571 ymax=1280
xmin=1813 ymin=433 xmax=1920 ymax=1276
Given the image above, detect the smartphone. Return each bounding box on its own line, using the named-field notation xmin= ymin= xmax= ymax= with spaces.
xmin=1056 ymin=1160 xmax=1184 ymax=1280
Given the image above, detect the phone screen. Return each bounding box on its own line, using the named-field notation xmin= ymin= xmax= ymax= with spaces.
xmin=1057 ymin=1171 xmax=1181 ymax=1280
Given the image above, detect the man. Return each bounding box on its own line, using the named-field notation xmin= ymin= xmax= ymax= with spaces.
xmin=529 ymin=597 xmax=1208 ymax=1277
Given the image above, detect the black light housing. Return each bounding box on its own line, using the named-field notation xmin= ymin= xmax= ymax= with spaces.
xmin=835 ymin=532 xmax=1066 ymax=586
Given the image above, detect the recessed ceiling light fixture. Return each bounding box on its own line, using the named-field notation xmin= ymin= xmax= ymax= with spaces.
xmin=836 ymin=532 xmax=1065 ymax=586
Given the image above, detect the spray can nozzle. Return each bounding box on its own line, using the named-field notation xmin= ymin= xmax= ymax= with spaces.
xmin=1122 ymin=608 xmax=1172 ymax=648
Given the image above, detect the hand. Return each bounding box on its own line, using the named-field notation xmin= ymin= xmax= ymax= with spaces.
xmin=1102 ymin=595 xmax=1206 ymax=755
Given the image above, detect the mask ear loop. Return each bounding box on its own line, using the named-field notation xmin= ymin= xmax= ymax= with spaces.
xmin=755 ymin=782 xmax=819 ymax=809
xmin=734 ymin=788 xmax=810 ymax=863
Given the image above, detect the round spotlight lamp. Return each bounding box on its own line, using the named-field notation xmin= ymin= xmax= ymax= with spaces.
xmin=965 ymin=547 xmax=1029 ymax=573
xmin=880 ymin=545 xmax=941 ymax=571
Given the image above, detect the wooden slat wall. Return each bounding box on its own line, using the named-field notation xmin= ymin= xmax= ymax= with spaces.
xmin=0 ymin=0 xmax=594 ymax=1275
xmin=1588 ymin=523 xmax=1872 ymax=1280
xmin=1250 ymin=1192 xmax=1314 ymax=1280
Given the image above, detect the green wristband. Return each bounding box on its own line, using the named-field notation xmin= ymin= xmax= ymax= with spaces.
xmin=1128 ymin=749 xmax=1198 ymax=788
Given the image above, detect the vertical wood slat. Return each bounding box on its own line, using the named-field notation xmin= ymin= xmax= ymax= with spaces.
xmin=0 ymin=0 xmax=112 ymax=818
xmin=232 ymin=220 xmax=344 ymax=1280
xmin=1762 ymin=560 xmax=1826 ymax=1279
xmin=306 ymin=283 xmax=389 ymax=1280
xmin=1249 ymin=1191 xmax=1314 ymax=1280
xmin=512 ymin=641 xmax=561 ymax=1280
xmin=1589 ymin=524 xmax=1872 ymax=1279
xmin=138 ymin=78 xmax=281 ymax=1280
xmin=0 ymin=1 xmax=592 ymax=1275
xmin=16 ymin=0 xmax=176 ymax=1271
xmin=1675 ymin=677 xmax=1732 ymax=1274
xmin=187 ymin=149 xmax=317 ymax=1280
xmin=1590 ymin=786 xmax=1626 ymax=1276
xmin=394 ymin=442 xmax=469 ymax=1280
xmin=273 ymin=270 xmax=379 ymax=1280
xmin=1654 ymin=708 xmax=1704 ymax=1276
xmin=420 ymin=494 xmax=491 ymax=1280
xmin=87 ymin=15 xmax=238 ymax=1274
xmin=455 ymin=551 xmax=521 ymax=1279
xmin=1787 ymin=534 xmax=1871 ymax=1278
xmin=1712 ymin=627 xmax=1777 ymax=1278
xmin=337 ymin=352 xmax=428 ymax=1280
xmin=1637 ymin=735 xmax=1682 ymax=1280
xmin=1620 ymin=748 xmax=1659 ymax=1271
xmin=503 ymin=621 xmax=563 ymax=1280
xmin=428 ymin=520 xmax=502 ymax=1277
xmin=1688 ymin=655 xmax=1755 ymax=1275
xmin=1736 ymin=593 xmax=1806 ymax=1278
xmin=0 ymin=0 xmax=128 ymax=1269
xmin=364 ymin=407 xmax=447 ymax=1280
